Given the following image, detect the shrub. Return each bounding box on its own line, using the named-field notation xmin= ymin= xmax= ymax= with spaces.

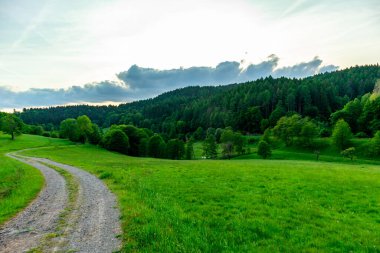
xmin=355 ymin=132 xmax=368 ymax=138
xmin=42 ymin=132 xmax=51 ymax=137
xmin=369 ymin=131 xmax=380 ymax=157
xmin=257 ymin=140 xmax=271 ymax=159
xmin=102 ymin=129 xmax=130 ymax=154
xmin=148 ymin=134 xmax=166 ymax=158
xmin=341 ymin=147 xmax=355 ymax=161
xmin=50 ymin=131 xmax=59 ymax=138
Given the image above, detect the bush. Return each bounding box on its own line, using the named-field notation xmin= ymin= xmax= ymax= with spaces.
xmin=148 ymin=134 xmax=166 ymax=158
xmin=257 ymin=140 xmax=271 ymax=159
xmin=102 ymin=129 xmax=130 ymax=154
xmin=368 ymin=131 xmax=380 ymax=157
xmin=28 ymin=125 xmax=44 ymax=135
xmin=355 ymin=132 xmax=368 ymax=138
xmin=247 ymin=137 xmax=257 ymax=144
xmin=341 ymin=147 xmax=355 ymax=161
xmin=320 ymin=128 xmax=331 ymax=137
xmin=42 ymin=132 xmax=51 ymax=137
xmin=50 ymin=131 xmax=59 ymax=138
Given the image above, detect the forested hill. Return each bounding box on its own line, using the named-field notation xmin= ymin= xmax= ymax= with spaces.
xmin=19 ymin=65 xmax=380 ymax=134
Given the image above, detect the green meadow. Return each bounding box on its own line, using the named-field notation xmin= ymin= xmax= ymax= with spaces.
xmin=22 ymin=143 xmax=380 ymax=252
xmin=0 ymin=134 xmax=71 ymax=224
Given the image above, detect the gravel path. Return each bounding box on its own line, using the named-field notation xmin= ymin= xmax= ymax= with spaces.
xmin=0 ymin=154 xmax=68 ymax=253
xmin=0 ymin=153 xmax=122 ymax=253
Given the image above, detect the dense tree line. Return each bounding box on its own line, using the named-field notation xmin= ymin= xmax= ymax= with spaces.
xmin=18 ymin=65 xmax=380 ymax=138
xmin=6 ymin=65 xmax=380 ymax=160
xmin=331 ymin=91 xmax=380 ymax=136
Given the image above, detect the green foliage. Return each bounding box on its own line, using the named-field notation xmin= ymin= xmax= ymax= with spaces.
xmin=193 ymin=127 xmax=205 ymax=141
xmin=269 ymin=103 xmax=286 ymax=127
xmin=42 ymin=132 xmax=50 ymax=137
xmin=272 ymin=114 xmax=302 ymax=146
xmin=60 ymin=118 xmax=80 ymax=142
xmin=260 ymin=119 xmax=269 ymax=132
xmin=237 ymin=106 xmax=262 ymax=133
xmin=215 ymin=128 xmax=223 ymax=143
xmin=369 ymin=131 xmax=380 ymax=157
xmin=272 ymin=115 xmax=319 ymax=148
xmin=261 ymin=128 xmax=272 ymax=144
xmin=0 ymin=114 xmax=24 ymax=140
xmin=299 ymin=120 xmax=319 ymax=147
xmin=219 ymin=129 xmax=246 ymax=158
xmin=202 ymin=134 xmax=217 ymax=159
xmin=185 ymin=140 xmax=195 ymax=160
xmin=341 ymin=147 xmax=356 ymax=161
xmin=332 ymin=119 xmax=353 ymax=150
xmin=87 ymin=123 xmax=102 ymax=144
xmin=257 ymin=140 xmax=271 ymax=159
xmin=50 ymin=131 xmax=59 ymax=138
xmin=220 ymin=129 xmax=235 ymax=159
xmin=27 ymin=125 xmax=44 ymax=135
xmin=102 ymin=129 xmax=130 ymax=154
xmin=148 ymin=134 xmax=166 ymax=158
xmin=118 ymin=125 xmax=149 ymax=156
xmin=355 ymin=132 xmax=368 ymax=138
xmin=166 ymin=139 xmax=185 ymax=160
xmin=206 ymin=127 xmax=216 ymax=137
xmin=233 ymin=132 xmax=245 ymax=155
xmin=76 ymin=115 xmax=93 ymax=143
xmin=361 ymin=96 xmax=380 ymax=135
xmin=19 ymin=66 xmax=380 ymax=136
xmin=138 ymin=138 xmax=149 ymax=157
xmin=331 ymin=98 xmax=362 ymax=133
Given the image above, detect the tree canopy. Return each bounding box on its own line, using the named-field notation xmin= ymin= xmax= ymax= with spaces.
xmin=0 ymin=114 xmax=24 ymax=140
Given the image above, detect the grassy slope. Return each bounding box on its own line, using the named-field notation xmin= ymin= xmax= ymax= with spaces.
xmin=23 ymin=145 xmax=380 ymax=252
xmin=237 ymin=137 xmax=380 ymax=165
xmin=0 ymin=134 xmax=72 ymax=225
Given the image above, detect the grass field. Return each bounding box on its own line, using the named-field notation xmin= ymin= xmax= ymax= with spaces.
xmin=23 ymin=144 xmax=380 ymax=252
xmin=0 ymin=134 xmax=72 ymax=225
xmin=237 ymin=137 xmax=380 ymax=165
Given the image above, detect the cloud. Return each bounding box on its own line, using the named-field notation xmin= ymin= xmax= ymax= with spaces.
xmin=118 ymin=55 xmax=337 ymax=90
xmin=0 ymin=55 xmax=338 ymax=110
xmin=0 ymin=81 xmax=132 ymax=109
xmin=273 ymin=56 xmax=324 ymax=78
xmin=240 ymin=54 xmax=279 ymax=81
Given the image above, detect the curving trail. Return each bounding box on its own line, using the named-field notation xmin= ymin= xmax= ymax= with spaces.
xmin=0 ymin=152 xmax=121 ymax=253
xmin=0 ymin=154 xmax=67 ymax=253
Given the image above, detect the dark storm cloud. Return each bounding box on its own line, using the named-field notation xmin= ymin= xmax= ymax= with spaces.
xmin=0 ymin=55 xmax=338 ymax=109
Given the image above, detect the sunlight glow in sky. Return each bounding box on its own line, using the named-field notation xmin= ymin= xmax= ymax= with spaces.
xmin=0 ymin=0 xmax=379 ymax=91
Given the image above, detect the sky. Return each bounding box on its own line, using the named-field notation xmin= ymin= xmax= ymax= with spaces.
xmin=0 ymin=0 xmax=379 ymax=110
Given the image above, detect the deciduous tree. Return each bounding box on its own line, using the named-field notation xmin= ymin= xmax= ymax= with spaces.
xmin=0 ymin=114 xmax=24 ymax=140
xmin=332 ymin=119 xmax=352 ymax=150
xmin=257 ymin=140 xmax=271 ymax=159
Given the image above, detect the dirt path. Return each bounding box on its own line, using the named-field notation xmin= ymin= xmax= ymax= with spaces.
xmin=0 ymin=153 xmax=121 ymax=253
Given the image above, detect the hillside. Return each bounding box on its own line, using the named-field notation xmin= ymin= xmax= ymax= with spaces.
xmin=19 ymin=65 xmax=380 ymax=134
